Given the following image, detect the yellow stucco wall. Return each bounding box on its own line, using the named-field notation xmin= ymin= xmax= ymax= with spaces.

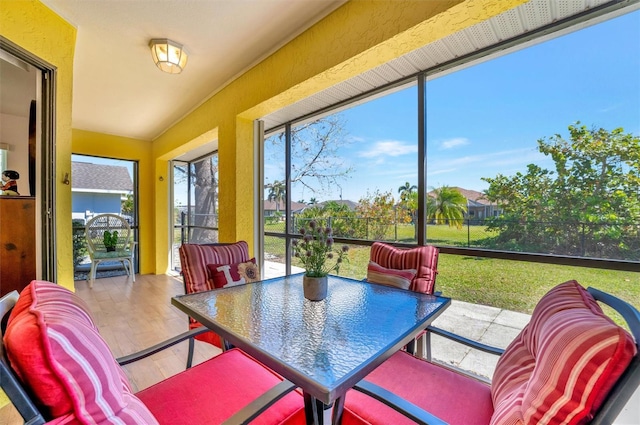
xmin=71 ymin=130 xmax=155 ymax=274
xmin=0 ymin=0 xmax=76 ymax=289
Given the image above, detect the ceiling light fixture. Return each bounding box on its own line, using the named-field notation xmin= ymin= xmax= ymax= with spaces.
xmin=149 ymin=39 xmax=188 ymax=74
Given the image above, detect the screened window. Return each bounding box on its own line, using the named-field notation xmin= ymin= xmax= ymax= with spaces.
xmin=262 ymin=10 xmax=639 ymax=274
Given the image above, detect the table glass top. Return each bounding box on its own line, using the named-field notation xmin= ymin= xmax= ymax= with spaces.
xmin=172 ymin=273 xmax=449 ymax=401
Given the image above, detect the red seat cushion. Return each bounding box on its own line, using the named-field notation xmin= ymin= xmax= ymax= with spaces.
xmin=343 ymin=351 xmax=493 ymax=425
xmin=137 ymin=348 xmax=305 ymax=425
xmin=369 ymin=242 xmax=438 ymax=294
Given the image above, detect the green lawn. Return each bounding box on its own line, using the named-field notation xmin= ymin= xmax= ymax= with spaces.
xmin=264 ymin=231 xmax=639 ymax=321
xmin=266 ymin=222 xmax=496 ymax=247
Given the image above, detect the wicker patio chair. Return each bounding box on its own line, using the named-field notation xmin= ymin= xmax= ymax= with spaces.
xmin=85 ymin=213 xmax=136 ymax=287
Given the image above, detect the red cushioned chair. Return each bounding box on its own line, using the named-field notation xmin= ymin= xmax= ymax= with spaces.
xmin=1 ymin=281 xmax=304 ymax=425
xmin=367 ymin=242 xmax=439 ymax=356
xmin=342 ymin=280 xmax=640 ymax=425
xmin=179 ymin=241 xmax=256 ymax=366
xmin=367 ymin=242 xmax=439 ymax=295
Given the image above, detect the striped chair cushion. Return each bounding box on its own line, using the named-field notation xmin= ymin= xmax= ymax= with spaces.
xmin=491 ymin=280 xmax=636 ymax=425
xmin=4 ymin=281 xmax=158 ymax=424
xmin=367 ymin=261 xmax=416 ymax=290
xmin=179 ymin=241 xmax=250 ymax=295
xmin=179 ymin=241 xmax=251 ymax=348
xmin=369 ymin=242 xmax=438 ymax=294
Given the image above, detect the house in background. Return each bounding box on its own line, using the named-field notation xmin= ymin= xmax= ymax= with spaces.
xmin=452 ymin=187 xmax=502 ymax=223
xmin=71 ymin=161 xmax=133 ymax=223
xmin=428 ymin=187 xmax=502 ymax=224
xmin=264 ymin=200 xmax=307 ymax=221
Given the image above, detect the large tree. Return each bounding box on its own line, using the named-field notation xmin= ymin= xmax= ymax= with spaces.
xmin=428 ymin=186 xmax=467 ymax=229
xmin=172 ymin=155 xmax=219 ymax=243
xmin=191 ymin=156 xmax=219 ymax=242
xmin=482 ymin=123 xmax=640 ymax=259
xmin=397 ymin=182 xmax=417 ymax=201
xmin=266 ymin=114 xmax=353 ymax=198
xmin=266 ymin=180 xmax=286 ymax=213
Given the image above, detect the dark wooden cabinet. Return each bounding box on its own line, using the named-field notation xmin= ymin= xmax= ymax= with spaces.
xmin=0 ymin=197 xmax=36 ymax=296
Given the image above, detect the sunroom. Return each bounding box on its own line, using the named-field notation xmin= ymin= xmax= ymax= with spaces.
xmin=1 ymin=0 xmax=638 ymax=424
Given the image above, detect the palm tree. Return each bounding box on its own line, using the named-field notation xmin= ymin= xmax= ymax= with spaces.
xmin=397 ymin=182 xmax=417 ymax=201
xmin=429 ymin=186 xmax=467 ymax=229
xmin=266 ymin=180 xmax=286 ymax=213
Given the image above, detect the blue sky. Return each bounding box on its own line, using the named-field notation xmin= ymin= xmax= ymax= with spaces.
xmin=302 ymin=9 xmax=640 ymax=203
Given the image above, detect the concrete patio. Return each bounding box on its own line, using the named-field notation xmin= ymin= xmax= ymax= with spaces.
xmin=428 ymin=299 xmax=530 ymax=380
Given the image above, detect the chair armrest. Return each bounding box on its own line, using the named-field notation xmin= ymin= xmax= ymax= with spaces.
xmin=426 ymin=325 xmax=504 ymax=356
xmin=222 ymin=380 xmax=298 ymax=425
xmin=116 ymin=327 xmax=209 ymax=365
xmin=353 ymin=380 xmax=449 ymax=425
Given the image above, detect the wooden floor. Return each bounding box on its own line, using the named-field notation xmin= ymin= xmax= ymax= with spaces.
xmin=1 ymin=273 xmax=220 ymax=424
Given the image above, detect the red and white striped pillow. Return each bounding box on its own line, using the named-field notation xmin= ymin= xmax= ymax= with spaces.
xmin=4 ymin=281 xmax=158 ymax=424
xmin=367 ymin=261 xmax=416 ymax=290
xmin=491 ymin=280 xmax=636 ymax=425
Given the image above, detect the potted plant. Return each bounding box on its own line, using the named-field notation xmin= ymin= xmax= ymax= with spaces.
xmin=292 ymin=220 xmax=349 ymax=301
xmin=103 ymin=230 xmax=119 ymax=252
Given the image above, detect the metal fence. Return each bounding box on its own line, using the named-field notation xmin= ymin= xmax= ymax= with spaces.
xmin=265 ymin=216 xmax=639 ymax=262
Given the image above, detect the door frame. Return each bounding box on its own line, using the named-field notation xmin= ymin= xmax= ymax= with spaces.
xmin=1 ymin=36 xmax=57 ymax=281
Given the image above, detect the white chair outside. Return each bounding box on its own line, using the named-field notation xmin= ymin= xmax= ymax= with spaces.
xmin=84 ymin=213 xmax=136 ymax=287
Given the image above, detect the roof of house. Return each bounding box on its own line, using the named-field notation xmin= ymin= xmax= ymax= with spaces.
xmin=428 ymin=187 xmax=494 ymax=206
xmin=264 ymin=200 xmax=307 ymax=212
xmin=72 ymin=162 xmax=133 ymax=192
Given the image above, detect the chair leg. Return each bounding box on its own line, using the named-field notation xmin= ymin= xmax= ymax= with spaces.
xmin=120 ymin=258 xmax=135 ymax=282
xmin=122 ymin=260 xmax=130 ymax=278
xmin=187 ymin=336 xmax=195 ymax=369
xmin=88 ymin=261 xmax=96 ymax=289
xmin=425 ymin=331 xmax=433 ymax=362
xmin=416 ymin=333 xmax=427 ymax=359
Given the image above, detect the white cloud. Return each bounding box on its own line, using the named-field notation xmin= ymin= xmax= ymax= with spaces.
xmin=359 ymin=140 xmax=417 ymax=158
xmin=347 ymin=135 xmax=366 ymax=143
xmin=598 ymin=103 xmax=621 ymax=113
xmin=428 ymin=168 xmax=457 ymax=176
xmin=439 ymin=137 xmax=469 ymax=150
xmin=441 ymin=148 xmax=543 ymax=168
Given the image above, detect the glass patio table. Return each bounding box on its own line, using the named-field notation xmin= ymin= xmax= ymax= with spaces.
xmin=171 ymin=273 xmax=451 ymax=425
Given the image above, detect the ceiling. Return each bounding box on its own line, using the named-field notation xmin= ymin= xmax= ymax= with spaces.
xmin=31 ymin=0 xmax=345 ymax=142
xmin=1 ymin=0 xmax=637 ymax=155
xmin=0 ymin=52 xmax=37 ymax=118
